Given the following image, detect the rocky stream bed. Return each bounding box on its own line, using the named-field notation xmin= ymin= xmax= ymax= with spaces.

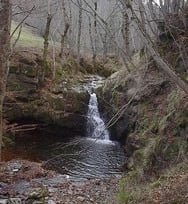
xmin=0 ymin=160 xmax=121 ymax=204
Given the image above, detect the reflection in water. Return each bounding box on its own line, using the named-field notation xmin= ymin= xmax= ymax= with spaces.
xmin=3 ymin=135 xmax=126 ymax=180
xmin=46 ymin=138 xmax=126 ymax=179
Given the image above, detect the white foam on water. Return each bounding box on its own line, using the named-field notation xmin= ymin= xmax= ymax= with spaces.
xmin=86 ymin=137 xmax=114 ymax=145
xmin=86 ymin=92 xmax=110 ymax=141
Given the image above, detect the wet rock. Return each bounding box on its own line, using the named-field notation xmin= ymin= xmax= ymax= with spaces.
xmin=10 ymin=198 xmax=22 ymax=204
xmin=32 ymin=201 xmax=45 ymax=204
xmin=0 ymin=199 xmax=8 ymax=204
xmin=28 ymin=188 xmax=48 ymax=199
xmin=48 ymin=188 xmax=57 ymax=194
xmin=7 ymin=161 xmax=23 ymax=172
xmin=77 ymin=196 xmax=85 ymax=202
xmin=5 ymin=81 xmax=89 ymax=136
xmin=48 ymin=200 xmax=56 ymax=204
xmin=113 ymin=113 xmax=130 ymax=142
xmin=0 ymin=198 xmax=22 ymax=204
xmin=25 ymin=188 xmax=48 ymax=204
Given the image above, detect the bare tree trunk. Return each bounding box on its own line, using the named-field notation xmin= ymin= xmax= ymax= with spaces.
xmin=164 ymin=0 xmax=170 ymax=14
xmin=68 ymin=0 xmax=73 ymax=53
xmin=137 ymin=0 xmax=158 ymax=39
xmin=42 ymin=13 xmax=52 ymax=82
xmin=0 ymin=0 xmax=11 ymax=160
xmin=121 ymin=5 xmax=130 ymax=56
xmin=137 ymin=0 xmax=146 ymax=33
xmin=99 ymin=30 xmax=108 ymax=60
xmin=60 ymin=23 xmax=70 ymax=58
xmin=60 ymin=0 xmax=70 ymax=58
xmin=93 ymin=0 xmax=97 ymax=62
xmin=119 ymin=0 xmax=131 ymax=72
xmin=88 ymin=15 xmax=95 ymax=59
xmin=77 ymin=0 xmax=83 ymax=61
xmin=171 ymin=0 xmax=180 ymax=14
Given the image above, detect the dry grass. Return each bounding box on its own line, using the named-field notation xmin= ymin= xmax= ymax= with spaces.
xmin=11 ymin=21 xmax=60 ymax=48
xmin=117 ymin=162 xmax=188 ymax=204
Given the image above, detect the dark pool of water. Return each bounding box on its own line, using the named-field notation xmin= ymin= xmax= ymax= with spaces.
xmin=3 ymin=134 xmax=126 ymax=180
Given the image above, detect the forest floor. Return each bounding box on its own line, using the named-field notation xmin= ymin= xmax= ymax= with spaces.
xmin=0 ymin=159 xmax=120 ymax=204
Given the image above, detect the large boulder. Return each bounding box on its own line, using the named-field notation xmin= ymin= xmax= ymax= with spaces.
xmin=96 ymin=61 xmax=171 ymax=144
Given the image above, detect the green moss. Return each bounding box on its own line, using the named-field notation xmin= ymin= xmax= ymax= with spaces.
xmin=167 ymin=90 xmax=181 ymax=113
xmin=9 ymin=82 xmax=23 ymax=91
xmin=117 ymin=191 xmax=133 ymax=204
xmin=150 ymin=179 xmax=161 ymax=188
xmin=11 ymin=21 xmax=60 ymax=48
xmin=164 ymin=139 xmax=188 ymax=161
xmin=54 ymin=67 xmax=64 ymax=82
xmin=117 ymin=170 xmax=151 ymax=204
xmin=172 ymin=52 xmax=180 ymax=67
xmin=128 ymin=136 xmax=163 ymax=172
xmin=2 ymin=135 xmax=15 ymax=147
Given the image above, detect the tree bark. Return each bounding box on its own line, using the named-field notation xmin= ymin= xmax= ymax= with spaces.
xmin=42 ymin=13 xmax=52 ymax=82
xmin=93 ymin=0 xmax=97 ymax=62
xmin=77 ymin=0 xmax=83 ymax=61
xmin=60 ymin=0 xmax=70 ymax=58
xmin=67 ymin=0 xmax=73 ymax=53
xmin=121 ymin=6 xmax=130 ymax=56
xmin=88 ymin=15 xmax=95 ymax=59
xmin=0 ymin=0 xmax=11 ymax=160
xmin=60 ymin=23 xmax=70 ymax=58
xmin=99 ymin=30 xmax=108 ymax=60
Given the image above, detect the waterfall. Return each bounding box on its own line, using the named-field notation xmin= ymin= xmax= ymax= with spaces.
xmin=87 ymin=92 xmax=110 ymax=141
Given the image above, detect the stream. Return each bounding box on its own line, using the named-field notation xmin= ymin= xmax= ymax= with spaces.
xmin=3 ymin=135 xmax=126 ymax=180
xmin=2 ymin=76 xmax=126 ymax=181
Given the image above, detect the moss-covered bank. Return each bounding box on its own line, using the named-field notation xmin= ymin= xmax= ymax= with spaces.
xmin=98 ymin=50 xmax=188 ymax=203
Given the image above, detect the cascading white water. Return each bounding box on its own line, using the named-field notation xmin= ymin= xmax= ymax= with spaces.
xmin=87 ymin=92 xmax=110 ymax=140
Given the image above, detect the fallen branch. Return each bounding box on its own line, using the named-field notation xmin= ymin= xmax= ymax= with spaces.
xmin=6 ymin=123 xmax=47 ymax=133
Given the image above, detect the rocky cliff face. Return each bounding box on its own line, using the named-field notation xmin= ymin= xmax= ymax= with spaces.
xmin=98 ymin=55 xmax=188 ymax=169
xmin=5 ymin=50 xmax=90 ymax=136
xmin=4 ymin=49 xmax=116 ymax=137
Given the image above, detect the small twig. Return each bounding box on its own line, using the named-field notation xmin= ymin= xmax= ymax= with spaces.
xmin=12 ymin=24 xmax=22 ymax=49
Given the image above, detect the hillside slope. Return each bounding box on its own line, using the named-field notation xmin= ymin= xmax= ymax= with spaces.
xmin=98 ymin=13 xmax=188 ymax=204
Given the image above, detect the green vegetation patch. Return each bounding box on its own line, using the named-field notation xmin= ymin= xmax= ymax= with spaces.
xmin=11 ymin=21 xmax=44 ymax=48
xmin=117 ymin=162 xmax=188 ymax=204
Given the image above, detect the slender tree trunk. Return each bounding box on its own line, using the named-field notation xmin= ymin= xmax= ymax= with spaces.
xmin=68 ymin=0 xmax=73 ymax=53
xmin=101 ymin=31 xmax=108 ymax=60
xmin=119 ymin=0 xmax=131 ymax=72
xmin=0 ymin=0 xmax=11 ymax=160
xmin=88 ymin=16 xmax=95 ymax=59
xmin=93 ymin=0 xmax=97 ymax=62
xmin=60 ymin=0 xmax=70 ymax=58
xmin=60 ymin=23 xmax=70 ymax=58
xmin=42 ymin=13 xmax=52 ymax=82
xmin=137 ymin=0 xmax=146 ymax=33
xmin=171 ymin=0 xmax=180 ymax=14
xmin=77 ymin=0 xmax=83 ymax=61
xmin=121 ymin=6 xmax=130 ymax=56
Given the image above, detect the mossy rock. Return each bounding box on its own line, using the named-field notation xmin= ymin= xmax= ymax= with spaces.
xmin=127 ymin=137 xmax=164 ymax=171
